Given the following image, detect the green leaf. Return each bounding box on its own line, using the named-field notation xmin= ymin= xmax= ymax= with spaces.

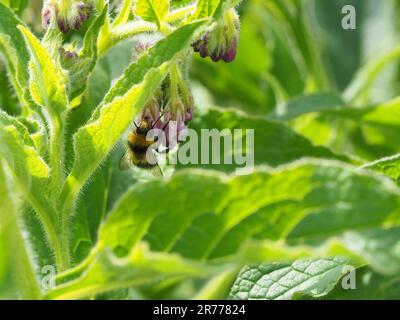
xmin=0 ymin=67 xmax=20 ymax=115
xmin=178 ymin=106 xmax=352 ymax=173
xmin=194 ymin=269 xmax=239 ymax=299
xmin=135 ymin=0 xmax=169 ymax=29
xmin=229 ymin=257 xmax=349 ymax=300
xmin=71 ymin=158 xmax=112 ymax=263
xmin=270 ymin=93 xmax=345 ymax=121
xmin=0 ymin=0 xmax=28 ymax=15
xmin=0 ymin=164 xmax=41 ymax=299
xmin=100 ymin=161 xmax=399 ymax=260
xmin=67 ymin=6 xmax=108 ymax=107
xmin=0 ymin=3 xmax=30 ymax=104
xmin=0 ymin=111 xmax=65 ymax=270
xmin=0 ymin=165 xmax=41 ymax=299
xmin=64 ymin=58 xmax=112 ymax=172
xmin=327 ymin=266 xmax=400 ymax=300
xmin=104 ymin=21 xmax=205 ymax=104
xmin=194 ymin=0 xmax=222 ymax=19
xmin=291 ymin=97 xmax=400 ymax=161
xmin=18 ymin=25 xmax=68 ymax=114
xmin=50 ymin=160 xmax=400 ymax=298
xmin=0 ymin=111 xmax=51 ymax=216
xmin=113 ymin=0 xmax=133 ymax=27
xmin=46 ymin=243 xmax=207 ymax=300
xmin=18 ymin=25 xmax=69 ymax=197
xmin=363 ymin=154 xmax=400 ymax=186
xmin=342 ymin=228 xmax=400 ymax=275
xmin=344 ymin=46 xmax=400 ymax=104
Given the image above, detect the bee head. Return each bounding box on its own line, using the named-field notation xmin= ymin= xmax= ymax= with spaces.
xmin=136 ymin=120 xmax=150 ymax=135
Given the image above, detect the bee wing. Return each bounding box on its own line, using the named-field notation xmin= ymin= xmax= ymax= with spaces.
xmin=146 ymin=150 xmax=164 ymax=177
xmin=148 ymin=163 xmax=164 ymax=177
xmin=119 ymin=150 xmax=132 ymax=171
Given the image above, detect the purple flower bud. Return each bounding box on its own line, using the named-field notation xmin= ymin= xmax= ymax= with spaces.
xmin=184 ymin=105 xmax=194 ymax=123
xmin=211 ymin=50 xmax=223 ymax=62
xmin=223 ymin=37 xmax=238 ymax=62
xmin=58 ymin=19 xmax=69 ymax=33
xmin=192 ymin=9 xmax=240 ymax=63
xmin=42 ymin=0 xmax=94 ymax=33
xmin=59 ymin=47 xmax=78 ymax=68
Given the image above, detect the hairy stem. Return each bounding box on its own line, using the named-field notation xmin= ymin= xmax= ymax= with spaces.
xmin=165 ymin=4 xmax=196 ymax=23
xmin=49 ymin=114 xmax=65 ymax=200
xmin=98 ymin=21 xmax=158 ymax=56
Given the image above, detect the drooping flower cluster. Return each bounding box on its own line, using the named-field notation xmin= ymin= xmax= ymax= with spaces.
xmin=162 ymin=64 xmax=195 ymax=150
xmin=42 ymin=0 xmax=93 ymax=33
xmin=136 ymin=61 xmax=194 ymax=152
xmin=192 ymin=8 xmax=240 ymax=63
xmin=130 ymin=40 xmax=194 ymax=151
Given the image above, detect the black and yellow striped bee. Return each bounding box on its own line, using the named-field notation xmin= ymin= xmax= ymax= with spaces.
xmin=119 ymin=118 xmax=163 ymax=176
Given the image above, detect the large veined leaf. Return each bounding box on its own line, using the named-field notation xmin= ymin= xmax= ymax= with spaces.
xmin=101 ymin=161 xmax=400 ymax=261
xmin=47 ymin=160 xmax=400 ymax=299
xmin=178 ymin=106 xmax=352 ymax=173
xmin=135 ymin=0 xmax=169 ymax=29
xmin=229 ymin=257 xmax=349 ymax=300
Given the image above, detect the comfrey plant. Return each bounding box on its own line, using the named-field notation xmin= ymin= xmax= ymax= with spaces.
xmin=1 ymin=0 xmax=400 ymax=301
xmin=0 ymin=0 xmax=242 ymax=299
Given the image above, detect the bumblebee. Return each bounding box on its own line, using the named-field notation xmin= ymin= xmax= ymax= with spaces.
xmin=119 ymin=119 xmax=163 ymax=176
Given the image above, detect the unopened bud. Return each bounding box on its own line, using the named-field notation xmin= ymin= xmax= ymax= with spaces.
xmin=42 ymin=0 xmax=94 ymax=33
xmin=192 ymin=9 xmax=240 ymax=63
